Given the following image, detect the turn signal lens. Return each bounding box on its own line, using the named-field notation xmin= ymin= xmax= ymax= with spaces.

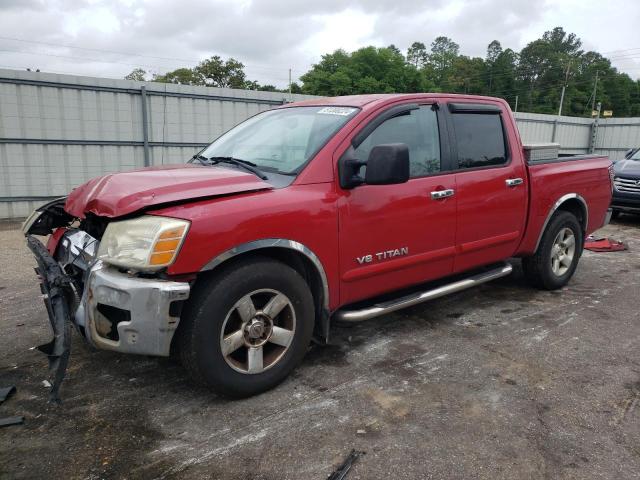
xmin=159 ymin=226 xmax=186 ymax=240
xmin=150 ymin=251 xmax=176 ymax=266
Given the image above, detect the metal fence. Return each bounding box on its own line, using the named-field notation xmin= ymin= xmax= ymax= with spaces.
xmin=514 ymin=111 xmax=640 ymax=159
xmin=1 ymin=68 xmax=639 ymax=218
xmin=0 ymin=69 xmax=315 ymax=218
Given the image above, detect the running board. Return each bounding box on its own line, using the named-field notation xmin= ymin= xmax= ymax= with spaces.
xmin=333 ymin=262 xmax=513 ymax=322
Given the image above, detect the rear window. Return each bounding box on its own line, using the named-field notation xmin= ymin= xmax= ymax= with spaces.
xmin=452 ymin=113 xmax=507 ymax=169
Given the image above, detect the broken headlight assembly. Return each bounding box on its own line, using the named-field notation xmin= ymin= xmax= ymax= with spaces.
xmin=97 ymin=215 xmax=190 ymax=272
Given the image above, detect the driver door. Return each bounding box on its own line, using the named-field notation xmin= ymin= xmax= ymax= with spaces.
xmin=337 ymin=103 xmax=457 ymax=305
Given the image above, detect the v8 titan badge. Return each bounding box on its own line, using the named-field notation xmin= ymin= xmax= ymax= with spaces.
xmin=357 ymin=247 xmax=409 ymax=265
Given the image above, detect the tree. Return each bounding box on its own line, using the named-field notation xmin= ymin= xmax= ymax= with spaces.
xmin=486 ymin=40 xmax=503 ymax=64
xmin=407 ymin=42 xmax=428 ymax=68
xmin=300 ymin=46 xmax=428 ymax=96
xmin=124 ymin=68 xmax=147 ymax=81
xmin=195 ymin=56 xmax=247 ymax=88
xmin=387 ymin=44 xmax=403 ymax=57
xmin=485 ymin=40 xmax=503 ymax=92
xmin=153 ymin=68 xmax=203 ymax=85
xmin=428 ymin=36 xmax=459 ymax=85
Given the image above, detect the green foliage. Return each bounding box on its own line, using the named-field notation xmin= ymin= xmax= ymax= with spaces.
xmin=125 ymin=27 xmax=640 ymax=117
xmin=300 ymin=46 xmax=430 ymax=96
xmin=124 ymin=68 xmax=147 ymax=81
xmin=153 ymin=67 xmax=202 ymax=85
xmin=299 ymin=27 xmax=640 ymax=117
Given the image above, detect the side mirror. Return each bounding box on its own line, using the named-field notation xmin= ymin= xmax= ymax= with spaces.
xmin=339 ymin=143 xmax=410 ymax=189
xmin=365 ymin=144 xmax=410 ymax=185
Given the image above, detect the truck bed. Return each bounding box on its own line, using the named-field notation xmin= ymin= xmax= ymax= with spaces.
xmin=516 ymin=154 xmax=612 ymax=255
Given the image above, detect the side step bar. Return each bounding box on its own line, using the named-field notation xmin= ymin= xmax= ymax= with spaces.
xmin=334 ymin=262 xmax=513 ymax=322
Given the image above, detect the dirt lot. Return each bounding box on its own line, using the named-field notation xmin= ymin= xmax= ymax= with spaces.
xmin=1 ymin=218 xmax=639 ymax=480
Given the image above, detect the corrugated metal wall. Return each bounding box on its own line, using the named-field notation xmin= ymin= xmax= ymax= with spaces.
xmin=1 ymin=67 xmax=639 ymax=219
xmin=514 ymin=112 xmax=640 ymax=158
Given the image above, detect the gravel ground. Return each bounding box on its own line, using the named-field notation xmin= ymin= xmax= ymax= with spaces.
xmin=1 ymin=218 xmax=639 ymax=480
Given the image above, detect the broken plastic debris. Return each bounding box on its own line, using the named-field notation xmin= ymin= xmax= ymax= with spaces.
xmin=42 ymin=380 xmax=52 ymax=388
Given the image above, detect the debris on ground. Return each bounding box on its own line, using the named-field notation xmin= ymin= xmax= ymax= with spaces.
xmin=0 ymin=386 xmax=16 ymax=404
xmin=584 ymin=236 xmax=628 ymax=252
xmin=327 ymin=449 xmax=365 ymax=480
xmin=0 ymin=416 xmax=25 ymax=428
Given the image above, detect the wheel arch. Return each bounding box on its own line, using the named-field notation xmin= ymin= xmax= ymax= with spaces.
xmin=199 ymin=239 xmax=331 ymax=341
xmin=534 ymin=193 xmax=588 ymax=252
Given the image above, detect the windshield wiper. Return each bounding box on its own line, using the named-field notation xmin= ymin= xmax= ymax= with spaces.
xmin=190 ymin=154 xmax=210 ymax=165
xmin=207 ymin=156 xmax=268 ymax=180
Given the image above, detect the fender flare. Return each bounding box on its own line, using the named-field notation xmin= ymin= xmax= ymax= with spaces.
xmin=534 ymin=193 xmax=588 ymax=252
xmin=200 ymin=238 xmax=330 ymax=311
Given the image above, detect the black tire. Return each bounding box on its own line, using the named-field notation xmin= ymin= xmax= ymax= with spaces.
xmin=177 ymin=256 xmax=314 ymax=397
xmin=611 ymin=209 xmax=621 ymax=220
xmin=522 ymin=211 xmax=584 ymax=290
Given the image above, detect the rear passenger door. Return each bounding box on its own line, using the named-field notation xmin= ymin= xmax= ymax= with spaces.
xmin=447 ymin=102 xmax=527 ymax=273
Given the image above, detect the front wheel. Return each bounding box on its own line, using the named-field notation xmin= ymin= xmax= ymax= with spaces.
xmin=177 ymin=257 xmax=315 ymax=397
xmin=522 ymin=211 xmax=584 ymax=290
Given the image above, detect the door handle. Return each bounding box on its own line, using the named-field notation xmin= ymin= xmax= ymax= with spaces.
xmin=505 ymin=178 xmax=524 ymax=187
xmin=430 ymin=189 xmax=455 ymax=200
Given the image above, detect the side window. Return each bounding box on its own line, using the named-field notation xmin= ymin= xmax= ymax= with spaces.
xmin=354 ymin=106 xmax=441 ymax=177
xmin=451 ymin=113 xmax=507 ymax=169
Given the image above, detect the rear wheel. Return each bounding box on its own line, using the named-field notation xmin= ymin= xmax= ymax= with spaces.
xmin=522 ymin=211 xmax=583 ymax=290
xmin=177 ymin=257 xmax=314 ymax=397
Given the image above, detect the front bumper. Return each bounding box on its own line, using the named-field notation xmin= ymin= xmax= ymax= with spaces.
xmin=81 ymin=262 xmax=190 ymax=356
xmin=612 ymin=185 xmax=640 ymax=213
xmin=28 ymin=234 xmax=190 ymax=358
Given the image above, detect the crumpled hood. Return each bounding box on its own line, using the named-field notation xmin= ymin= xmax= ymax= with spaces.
xmin=614 ymin=159 xmax=640 ymax=178
xmin=65 ymin=164 xmax=273 ymax=218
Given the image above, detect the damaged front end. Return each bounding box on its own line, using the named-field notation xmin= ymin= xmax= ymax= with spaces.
xmin=23 ymin=199 xmax=190 ymax=402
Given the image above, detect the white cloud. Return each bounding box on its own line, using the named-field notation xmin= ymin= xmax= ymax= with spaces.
xmin=0 ymin=0 xmax=637 ymax=86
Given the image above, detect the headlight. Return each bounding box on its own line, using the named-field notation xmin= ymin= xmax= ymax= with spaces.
xmin=97 ymin=215 xmax=190 ymax=271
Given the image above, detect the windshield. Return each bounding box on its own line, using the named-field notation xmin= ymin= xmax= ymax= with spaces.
xmin=631 ymin=149 xmax=640 ymax=160
xmin=198 ymin=106 xmax=359 ymax=174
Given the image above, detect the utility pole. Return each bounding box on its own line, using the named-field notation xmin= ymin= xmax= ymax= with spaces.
xmin=558 ymin=62 xmax=571 ymax=116
xmin=591 ymin=70 xmax=599 ymax=113
xmin=589 ymin=101 xmax=601 ymax=153
xmin=288 ymin=68 xmax=292 ymax=101
xmin=514 ymin=95 xmax=518 ymax=113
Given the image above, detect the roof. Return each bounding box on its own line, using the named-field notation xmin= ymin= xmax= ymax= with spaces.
xmin=286 ymin=93 xmax=510 ymax=110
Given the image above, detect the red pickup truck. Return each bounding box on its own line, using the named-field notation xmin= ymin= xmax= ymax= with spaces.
xmin=23 ymin=94 xmax=613 ymax=399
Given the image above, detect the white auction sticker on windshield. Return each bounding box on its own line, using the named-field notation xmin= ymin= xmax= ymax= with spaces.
xmin=317 ymin=107 xmax=357 ymax=116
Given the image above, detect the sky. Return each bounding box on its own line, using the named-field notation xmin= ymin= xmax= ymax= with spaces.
xmin=0 ymin=0 xmax=639 ymax=87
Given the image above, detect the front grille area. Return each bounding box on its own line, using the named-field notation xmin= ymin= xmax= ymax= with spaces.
xmin=614 ymin=177 xmax=640 ymax=194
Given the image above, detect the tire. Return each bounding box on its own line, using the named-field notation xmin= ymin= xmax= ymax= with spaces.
xmin=611 ymin=209 xmax=621 ymax=220
xmin=177 ymin=256 xmax=314 ymax=397
xmin=522 ymin=211 xmax=584 ymax=290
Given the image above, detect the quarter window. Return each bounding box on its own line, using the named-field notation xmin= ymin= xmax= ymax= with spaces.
xmin=452 ymin=113 xmax=507 ymax=169
xmin=353 ymin=106 xmax=441 ymax=177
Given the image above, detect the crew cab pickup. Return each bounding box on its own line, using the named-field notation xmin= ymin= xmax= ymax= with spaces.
xmin=23 ymin=94 xmax=613 ymax=398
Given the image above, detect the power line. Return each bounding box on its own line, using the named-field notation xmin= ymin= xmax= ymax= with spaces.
xmin=0 ymin=48 xmax=296 ymax=82
xmin=0 ymin=35 xmax=308 ymax=75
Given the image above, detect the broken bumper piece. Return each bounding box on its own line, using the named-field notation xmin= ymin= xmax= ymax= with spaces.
xmin=26 ymin=236 xmax=72 ymax=404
